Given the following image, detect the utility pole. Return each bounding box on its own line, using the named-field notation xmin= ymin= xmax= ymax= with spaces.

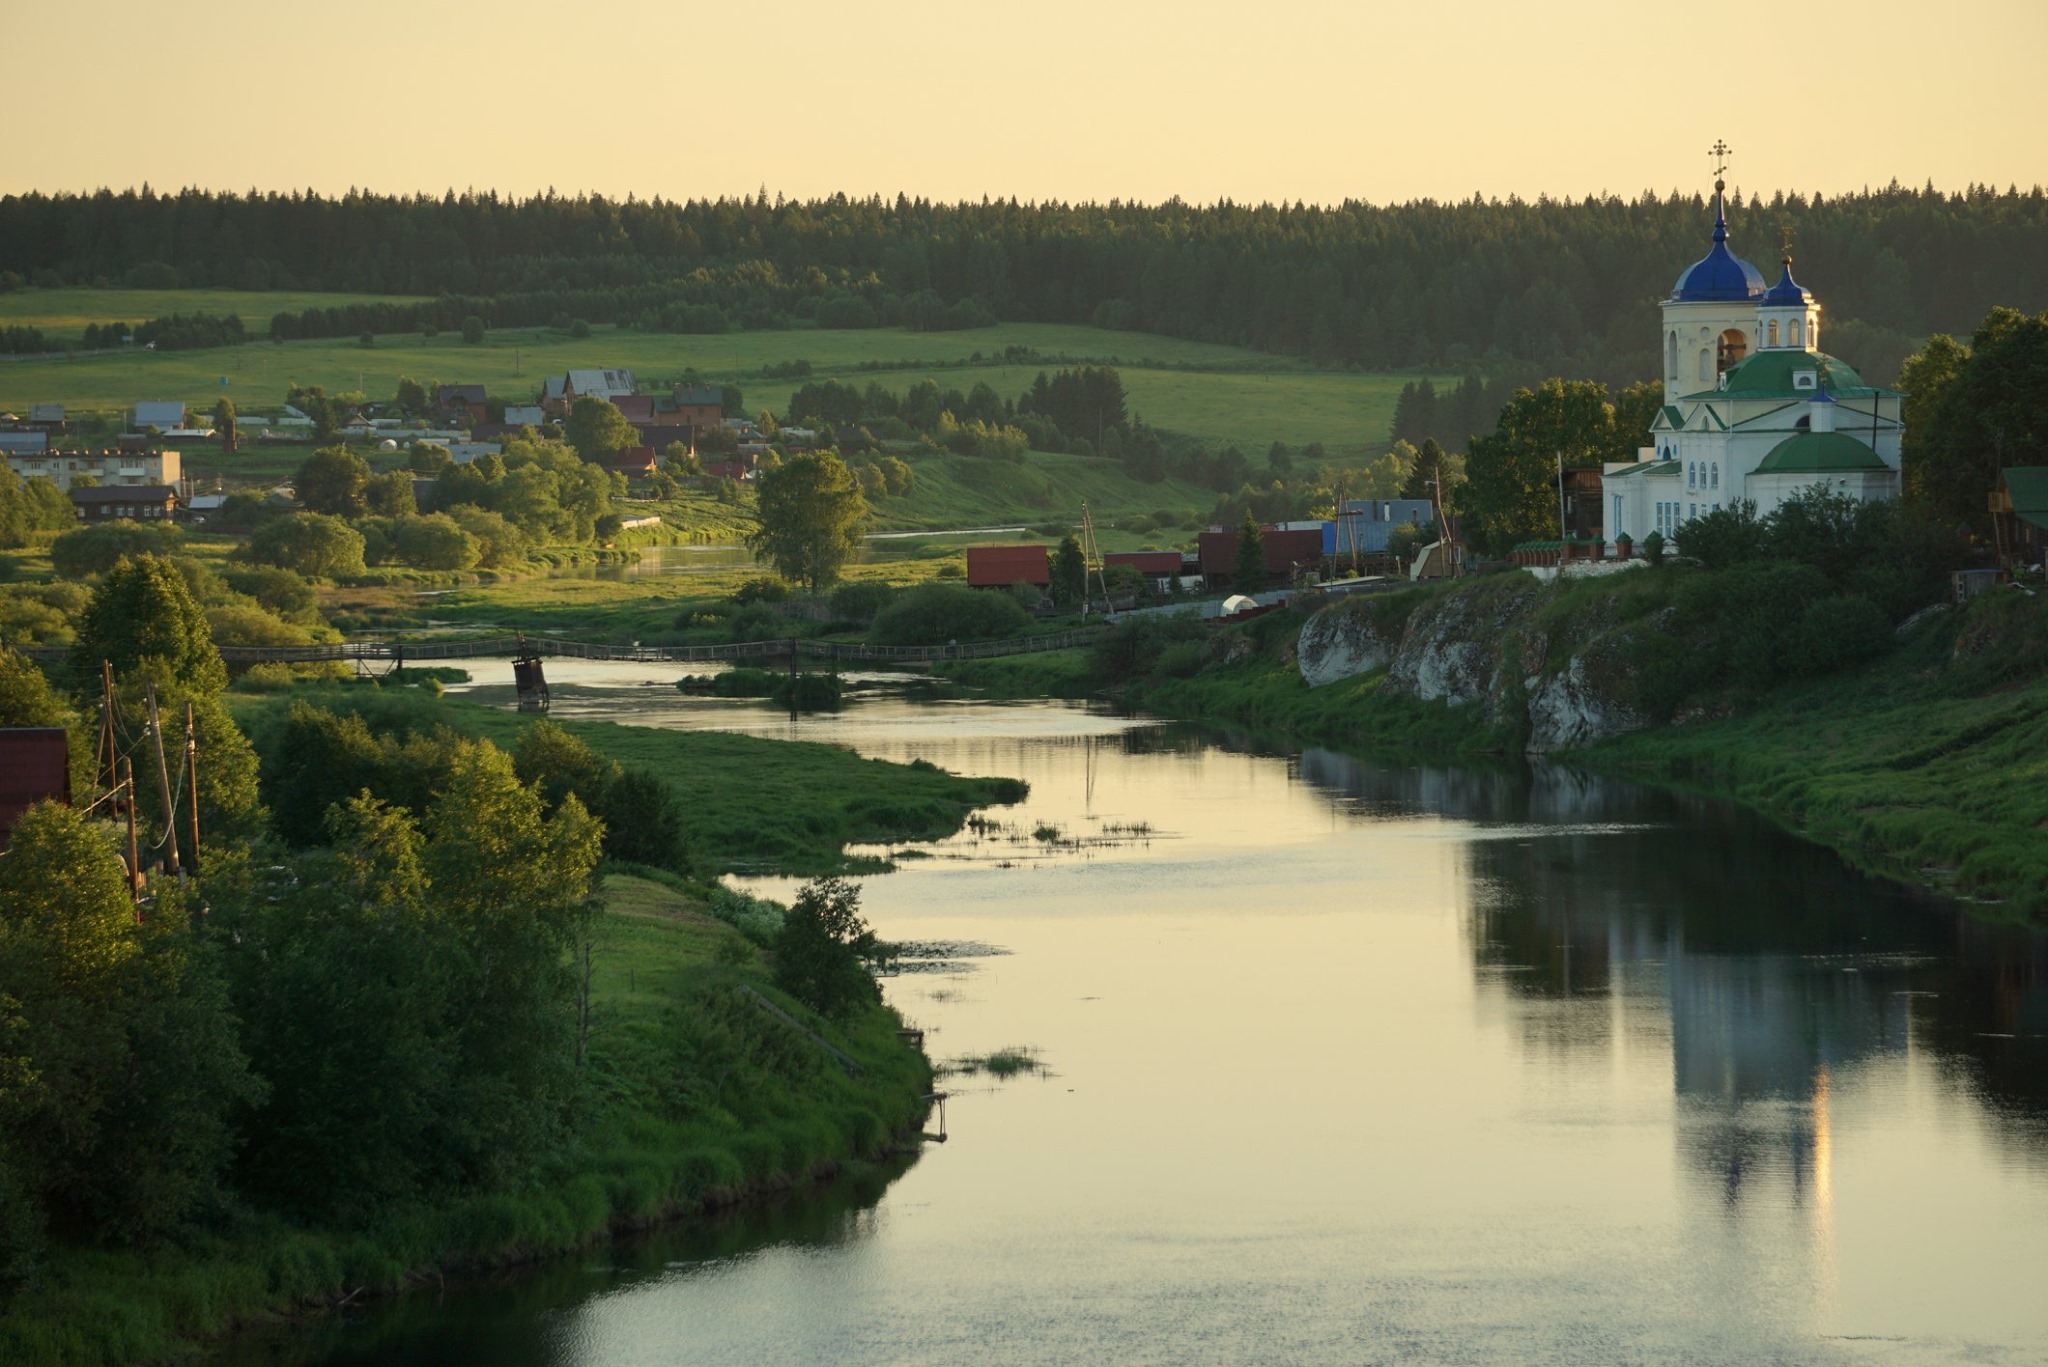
xmin=121 ymin=757 xmax=141 ymax=908
xmin=144 ymin=682 xmax=182 ymax=877
xmin=183 ymin=701 xmax=201 ymax=875
xmin=98 ymin=660 xmax=118 ymax=802
xmin=1556 ymin=451 xmax=1568 ymax=540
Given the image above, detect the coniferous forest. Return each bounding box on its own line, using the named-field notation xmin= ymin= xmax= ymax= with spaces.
xmin=3 ymin=185 xmax=2045 ymax=385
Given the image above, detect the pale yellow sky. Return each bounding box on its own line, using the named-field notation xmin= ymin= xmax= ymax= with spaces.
xmin=9 ymin=0 xmax=2044 ymax=205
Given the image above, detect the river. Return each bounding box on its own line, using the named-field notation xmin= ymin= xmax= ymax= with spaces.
xmin=225 ymin=663 xmax=2048 ymax=1365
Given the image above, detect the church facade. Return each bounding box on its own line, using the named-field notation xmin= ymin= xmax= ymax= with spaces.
xmin=1603 ymin=180 xmax=1903 ymax=549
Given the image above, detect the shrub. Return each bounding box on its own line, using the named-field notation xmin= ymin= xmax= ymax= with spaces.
xmin=772 ymin=877 xmax=880 ymax=1017
xmin=51 ymin=521 xmax=183 ymax=579
xmin=241 ymin=513 xmax=366 ymax=580
xmin=828 ymin=580 xmax=893 ymax=624
xmin=734 ymin=576 xmax=791 ymax=606
xmin=871 ymin=583 xmax=1032 ymax=646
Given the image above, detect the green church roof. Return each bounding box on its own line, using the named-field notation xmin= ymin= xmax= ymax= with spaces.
xmin=1679 ymin=350 xmax=1891 ymax=402
xmin=1604 ymin=459 xmax=1679 ymax=479
xmin=1754 ymin=431 xmax=1891 ymax=475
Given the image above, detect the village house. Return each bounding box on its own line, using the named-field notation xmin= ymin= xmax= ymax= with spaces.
xmin=70 ymin=484 xmax=179 ymax=522
xmin=1325 ymin=498 xmax=1435 ymax=558
xmin=1990 ymin=468 xmax=2048 ymax=569
xmin=1103 ymin=550 xmax=1189 ymax=593
xmin=7 ymin=445 xmax=182 ymax=492
xmin=433 ymin=383 xmax=488 ymax=425
xmin=542 ymin=368 xmax=637 ymax=417
xmin=1197 ymin=525 xmax=1325 ymax=589
xmin=132 ymin=400 xmax=186 ymax=431
xmin=670 ymin=383 xmax=724 ymax=434
xmin=607 ymin=447 xmax=659 ymax=480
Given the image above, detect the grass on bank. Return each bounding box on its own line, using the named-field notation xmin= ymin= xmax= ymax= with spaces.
xmin=0 ymin=874 xmax=932 ymax=1367
xmin=1580 ymin=603 xmax=2048 ymax=916
xmin=228 ymin=687 xmax=1027 ymax=874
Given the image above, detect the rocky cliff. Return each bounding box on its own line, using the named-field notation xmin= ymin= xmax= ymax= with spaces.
xmin=1296 ymin=577 xmax=1651 ymax=753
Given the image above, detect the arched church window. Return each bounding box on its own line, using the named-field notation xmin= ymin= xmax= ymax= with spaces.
xmin=1717 ymin=329 xmax=1747 ymax=372
xmin=1667 ymin=332 xmax=1678 ymax=377
xmin=1698 ymin=349 xmax=1712 ymax=382
xmin=1768 ymin=319 xmax=1780 ymax=347
xmin=1711 ymin=463 xmax=1719 ymax=489
xmin=1789 ymin=318 xmax=1802 ymax=346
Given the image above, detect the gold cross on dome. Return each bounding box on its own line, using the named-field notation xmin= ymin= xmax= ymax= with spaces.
xmin=1709 ymin=139 xmax=1733 ymax=179
xmin=1779 ymin=224 xmax=1794 ymax=260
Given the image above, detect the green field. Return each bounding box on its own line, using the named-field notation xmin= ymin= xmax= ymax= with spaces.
xmin=0 ymin=287 xmax=425 ymax=344
xmin=0 ymin=290 xmax=1439 ymax=461
xmin=862 ymin=448 xmax=1216 ymax=533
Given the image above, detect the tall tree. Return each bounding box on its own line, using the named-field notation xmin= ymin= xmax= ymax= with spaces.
xmin=212 ymin=397 xmax=237 ymax=456
xmin=69 ymin=554 xmax=227 ymax=698
xmin=748 ymin=451 xmax=868 ymax=597
xmin=1459 ymin=380 xmax=1616 ymax=552
xmin=563 ymin=395 xmax=640 ymax=463
xmin=1232 ymin=512 xmax=1266 ymax=591
xmin=1049 ymin=534 xmax=1086 ymax=608
xmin=295 ymin=445 xmax=371 ymax=517
xmin=1901 ymin=309 xmax=2048 ymax=532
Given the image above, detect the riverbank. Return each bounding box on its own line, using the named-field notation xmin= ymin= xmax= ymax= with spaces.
xmin=0 ymin=873 xmax=937 ymax=1367
xmin=229 ymin=686 xmax=1027 ymax=875
xmin=939 ymin=583 xmax=2048 ymax=920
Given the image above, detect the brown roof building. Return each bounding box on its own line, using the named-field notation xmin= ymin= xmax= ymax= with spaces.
xmin=70 ymin=484 xmax=178 ymax=522
xmin=967 ymin=544 xmax=1051 ymax=588
xmin=1196 ymin=527 xmax=1324 ymax=585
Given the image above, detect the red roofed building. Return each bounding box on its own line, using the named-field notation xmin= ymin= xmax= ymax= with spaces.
xmin=0 ymin=728 xmax=69 ymax=850
xmin=967 ymin=544 xmax=1050 ymax=588
xmin=608 ymin=447 xmax=658 ymax=479
xmin=1196 ymin=527 xmax=1324 ymax=587
xmin=610 ymin=395 xmax=656 ymax=424
xmin=1104 ymin=551 xmax=1184 ymax=576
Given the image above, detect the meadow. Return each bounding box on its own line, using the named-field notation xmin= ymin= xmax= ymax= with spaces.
xmin=0 ymin=289 xmax=1440 ymax=461
xmin=0 ymin=287 xmax=424 ymax=344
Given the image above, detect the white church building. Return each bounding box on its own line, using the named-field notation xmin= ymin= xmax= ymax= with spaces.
xmin=1604 ymin=177 xmax=1903 ymax=549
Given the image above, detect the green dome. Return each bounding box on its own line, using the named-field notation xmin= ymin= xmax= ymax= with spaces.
xmin=1685 ymin=350 xmax=1882 ymax=400
xmin=1754 ymin=431 xmax=1889 ymax=474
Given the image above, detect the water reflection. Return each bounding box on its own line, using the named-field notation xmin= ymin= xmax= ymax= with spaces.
xmin=235 ymin=687 xmax=2048 ymax=1364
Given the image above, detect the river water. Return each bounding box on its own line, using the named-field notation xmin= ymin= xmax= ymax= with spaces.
xmin=230 ymin=665 xmax=2048 ymax=1365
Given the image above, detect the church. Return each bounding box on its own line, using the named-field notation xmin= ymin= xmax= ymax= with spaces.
xmin=1602 ymin=166 xmax=1903 ymax=550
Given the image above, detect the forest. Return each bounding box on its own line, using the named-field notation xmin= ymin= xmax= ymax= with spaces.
xmin=4 ymin=184 xmax=2045 ymax=384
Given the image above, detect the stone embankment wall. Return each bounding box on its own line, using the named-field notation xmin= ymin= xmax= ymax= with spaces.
xmin=1296 ymin=576 xmax=1653 ymax=753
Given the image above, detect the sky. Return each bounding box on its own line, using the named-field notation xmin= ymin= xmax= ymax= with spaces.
xmin=8 ymin=0 xmax=2045 ymax=206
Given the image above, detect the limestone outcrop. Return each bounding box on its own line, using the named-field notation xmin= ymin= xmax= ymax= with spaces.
xmin=1295 ymin=577 xmax=1645 ymax=754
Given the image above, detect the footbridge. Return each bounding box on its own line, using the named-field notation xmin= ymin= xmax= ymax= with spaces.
xmin=21 ymin=626 xmax=1108 ymax=670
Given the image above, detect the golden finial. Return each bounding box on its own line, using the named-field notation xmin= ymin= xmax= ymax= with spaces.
xmin=1709 ymin=138 xmax=1733 ymax=188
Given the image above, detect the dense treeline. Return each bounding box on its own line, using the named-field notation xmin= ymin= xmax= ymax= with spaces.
xmin=5 ymin=184 xmax=2045 ymax=379
xmin=0 ymin=326 xmax=50 ymax=355
xmin=0 ymin=556 xmax=693 ymax=1280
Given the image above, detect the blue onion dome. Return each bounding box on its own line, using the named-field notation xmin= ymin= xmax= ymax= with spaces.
xmin=1669 ymin=181 xmax=1767 ymax=303
xmin=1761 ymin=256 xmax=1812 ymax=307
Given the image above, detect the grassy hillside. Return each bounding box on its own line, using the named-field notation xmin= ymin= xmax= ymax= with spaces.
xmin=0 ymin=297 xmax=1440 ymax=461
xmin=861 ymin=448 xmax=1215 ymax=532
